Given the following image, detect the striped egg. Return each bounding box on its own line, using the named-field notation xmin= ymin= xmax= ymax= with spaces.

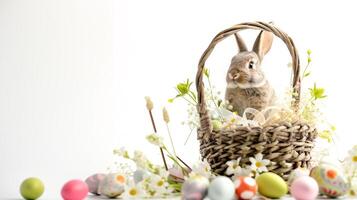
xmin=310 ymin=163 xmax=349 ymax=198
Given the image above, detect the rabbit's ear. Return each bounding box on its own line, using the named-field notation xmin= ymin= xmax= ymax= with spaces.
xmin=234 ymin=33 xmax=248 ymax=52
xmin=252 ymin=31 xmax=273 ymax=59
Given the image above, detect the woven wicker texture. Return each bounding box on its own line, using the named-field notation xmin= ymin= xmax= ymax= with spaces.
xmin=195 ymin=21 xmax=317 ymax=180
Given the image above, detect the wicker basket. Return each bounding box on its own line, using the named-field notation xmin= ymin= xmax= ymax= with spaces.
xmin=195 ymin=21 xmax=318 ymax=180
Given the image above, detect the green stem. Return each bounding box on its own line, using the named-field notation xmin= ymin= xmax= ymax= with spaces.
xmin=301 ymin=62 xmax=311 ymax=81
xmin=165 ymin=123 xmax=177 ymax=156
xmin=184 ymin=127 xmax=195 ymax=145
xmin=207 ymin=78 xmax=224 ymax=120
xmin=181 ymin=95 xmax=196 ymax=106
xmin=187 ymin=92 xmax=197 ymax=104
xmin=162 ymin=145 xmax=189 ymax=174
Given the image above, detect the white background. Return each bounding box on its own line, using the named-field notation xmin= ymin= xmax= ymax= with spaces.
xmin=1 ymin=0 xmax=357 ymax=198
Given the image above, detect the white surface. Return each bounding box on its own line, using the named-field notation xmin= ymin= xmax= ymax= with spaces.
xmin=1 ymin=0 xmax=357 ymax=199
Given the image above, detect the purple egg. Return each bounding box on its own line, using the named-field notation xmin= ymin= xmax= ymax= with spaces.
xmin=85 ymin=173 xmax=106 ymax=195
xmin=182 ymin=175 xmax=209 ymax=200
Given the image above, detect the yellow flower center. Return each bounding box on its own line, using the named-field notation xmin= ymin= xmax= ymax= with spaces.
xmin=129 ymin=188 xmax=137 ymax=196
xmin=157 ymin=180 xmax=164 ymax=187
xmin=352 ymin=156 xmax=357 ymax=162
xmin=256 ymin=162 xmax=263 ymax=168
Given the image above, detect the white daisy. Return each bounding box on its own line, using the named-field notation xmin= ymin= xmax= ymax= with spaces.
xmin=249 ymin=153 xmax=270 ymax=173
xmin=226 ymin=158 xmax=241 ymax=175
xmin=191 ymin=159 xmax=213 ymax=179
xmin=347 ymin=145 xmax=357 ymax=167
xmin=122 ymin=180 xmax=144 ymax=199
xmin=148 ymin=174 xmax=170 ymax=197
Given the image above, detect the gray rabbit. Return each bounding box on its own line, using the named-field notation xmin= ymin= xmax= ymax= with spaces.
xmin=225 ymin=31 xmax=276 ymax=116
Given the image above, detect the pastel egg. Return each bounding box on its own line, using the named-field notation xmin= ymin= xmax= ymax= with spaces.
xmin=85 ymin=173 xmax=105 ymax=195
xmin=20 ymin=177 xmax=45 ymax=200
xmin=234 ymin=176 xmax=257 ymax=200
xmin=287 ymin=168 xmax=310 ymax=185
xmin=256 ymin=172 xmax=288 ymax=198
xmin=290 ymin=176 xmax=319 ymax=200
xmin=61 ymin=179 xmax=88 ymax=200
xmin=207 ymin=176 xmax=235 ymax=200
xmin=98 ymin=173 xmax=126 ymax=198
xmin=182 ymin=174 xmax=209 ymax=200
xmin=133 ymin=169 xmax=149 ymax=184
xmin=310 ymin=164 xmax=349 ymax=198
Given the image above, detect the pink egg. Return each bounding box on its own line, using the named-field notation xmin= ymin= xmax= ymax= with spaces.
xmin=61 ymin=179 xmax=89 ymax=200
xmin=290 ymin=176 xmax=319 ymax=200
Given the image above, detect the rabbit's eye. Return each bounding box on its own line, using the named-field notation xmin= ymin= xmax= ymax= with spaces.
xmin=248 ymin=61 xmax=254 ymax=69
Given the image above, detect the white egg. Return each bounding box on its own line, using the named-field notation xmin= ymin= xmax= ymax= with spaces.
xmin=208 ymin=176 xmax=235 ymax=200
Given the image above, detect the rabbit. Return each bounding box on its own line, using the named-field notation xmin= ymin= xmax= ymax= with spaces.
xmin=225 ymin=31 xmax=276 ymax=116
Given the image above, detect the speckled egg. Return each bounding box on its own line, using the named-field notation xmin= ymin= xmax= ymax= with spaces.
xmin=256 ymin=172 xmax=288 ymax=198
xmin=310 ymin=164 xmax=349 ymax=198
xmin=207 ymin=176 xmax=235 ymax=200
xmin=98 ymin=173 xmax=126 ymax=198
xmin=287 ymin=168 xmax=310 ymax=185
xmin=290 ymin=176 xmax=319 ymax=200
xmin=182 ymin=174 xmax=209 ymax=200
xmin=234 ymin=176 xmax=257 ymax=200
xmin=85 ymin=173 xmax=105 ymax=195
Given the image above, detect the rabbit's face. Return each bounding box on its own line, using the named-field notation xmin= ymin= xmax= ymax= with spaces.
xmin=226 ymin=31 xmax=273 ymax=89
xmin=227 ymin=52 xmax=266 ymax=89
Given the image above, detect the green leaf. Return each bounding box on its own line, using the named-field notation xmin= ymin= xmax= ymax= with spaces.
xmin=304 ymin=72 xmax=311 ymax=77
xmin=309 ymin=83 xmax=327 ymax=100
xmin=319 ymin=130 xmax=333 ymax=143
xmin=331 ymin=125 xmax=336 ymax=131
xmin=307 ymin=49 xmax=312 ymax=55
xmin=204 ymin=67 xmax=210 ymax=78
xmin=168 ymin=98 xmax=174 ymax=103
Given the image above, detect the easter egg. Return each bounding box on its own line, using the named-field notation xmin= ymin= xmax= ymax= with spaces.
xmin=310 ymin=163 xmax=349 ymax=197
xmin=182 ymin=174 xmax=209 ymax=200
xmin=234 ymin=176 xmax=257 ymax=200
xmin=98 ymin=173 xmax=126 ymax=198
xmin=61 ymin=179 xmax=88 ymax=200
xmin=290 ymin=176 xmax=319 ymax=200
xmin=256 ymin=172 xmax=288 ymax=198
xmin=133 ymin=169 xmax=149 ymax=183
xmin=20 ymin=177 xmax=45 ymax=200
xmin=207 ymin=176 xmax=235 ymax=200
xmin=287 ymin=168 xmax=310 ymax=185
xmin=85 ymin=173 xmax=105 ymax=195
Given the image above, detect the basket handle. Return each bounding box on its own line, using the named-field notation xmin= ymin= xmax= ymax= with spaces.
xmin=195 ymin=21 xmax=301 ymax=134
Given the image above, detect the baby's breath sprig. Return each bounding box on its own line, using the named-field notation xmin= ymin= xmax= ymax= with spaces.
xmin=203 ymin=67 xmax=224 ymax=120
